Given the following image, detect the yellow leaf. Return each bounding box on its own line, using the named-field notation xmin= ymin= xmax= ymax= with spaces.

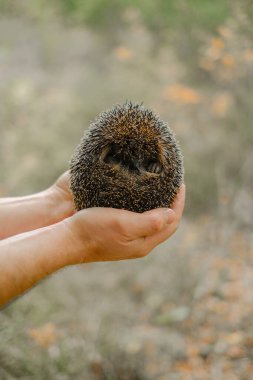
xmin=211 ymin=37 xmax=225 ymax=50
xmin=28 ymin=322 xmax=59 ymax=348
xmin=175 ymin=360 xmax=193 ymax=372
xmin=114 ymin=46 xmax=134 ymax=60
xmin=206 ymin=37 xmax=225 ymax=61
xmin=224 ymin=332 xmax=243 ymax=345
xmin=221 ymin=54 xmax=236 ymax=68
xmin=162 ymin=84 xmax=202 ymax=104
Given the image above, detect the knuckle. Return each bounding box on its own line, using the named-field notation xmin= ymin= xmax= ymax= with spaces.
xmin=136 ymin=244 xmax=149 ymax=258
xmin=112 ymin=219 xmax=125 ymax=234
xmin=135 ymin=249 xmax=146 ymax=259
xmin=149 ymin=215 xmax=162 ymax=232
xmin=116 ymin=222 xmax=132 ymax=242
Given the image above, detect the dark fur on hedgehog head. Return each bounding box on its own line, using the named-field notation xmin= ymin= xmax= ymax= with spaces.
xmin=70 ymin=102 xmax=184 ymax=213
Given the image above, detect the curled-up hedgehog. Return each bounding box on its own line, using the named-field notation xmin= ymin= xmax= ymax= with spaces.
xmin=70 ymin=102 xmax=184 ymax=213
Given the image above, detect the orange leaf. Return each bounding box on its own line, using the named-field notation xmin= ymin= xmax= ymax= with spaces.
xmin=222 ymin=54 xmax=236 ymax=68
xmin=206 ymin=38 xmax=225 ymax=60
xmin=211 ymin=37 xmax=225 ymax=50
xmin=114 ymin=46 xmax=134 ymax=60
xmin=162 ymin=84 xmax=202 ymax=104
xmin=175 ymin=360 xmax=193 ymax=372
xmin=28 ymin=322 xmax=59 ymax=348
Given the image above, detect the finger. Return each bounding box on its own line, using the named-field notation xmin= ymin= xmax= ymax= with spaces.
xmin=170 ymin=183 xmax=186 ymax=220
xmin=126 ymin=208 xmax=175 ymax=239
xmin=143 ymin=218 xmax=179 ymax=253
xmin=77 ymin=207 xmax=173 ymax=239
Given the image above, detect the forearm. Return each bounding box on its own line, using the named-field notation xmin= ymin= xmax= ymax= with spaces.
xmin=0 ymin=187 xmax=73 ymax=239
xmin=0 ymin=184 xmax=185 ymax=307
xmin=0 ymin=221 xmax=74 ymax=307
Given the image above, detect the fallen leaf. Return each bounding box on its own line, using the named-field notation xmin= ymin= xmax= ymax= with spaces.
xmin=211 ymin=37 xmax=225 ymax=50
xmin=221 ymin=54 xmax=236 ymax=68
xmin=162 ymin=84 xmax=202 ymax=104
xmin=175 ymin=360 xmax=193 ymax=372
xmin=226 ymin=345 xmax=245 ymax=360
xmin=28 ymin=322 xmax=59 ymax=348
xmin=114 ymin=46 xmax=134 ymax=60
xmin=206 ymin=38 xmax=225 ymax=60
xmin=223 ymin=332 xmax=243 ymax=345
xmin=90 ymin=359 xmax=103 ymax=377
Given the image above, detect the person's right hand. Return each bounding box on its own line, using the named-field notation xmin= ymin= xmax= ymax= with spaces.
xmin=0 ymin=184 xmax=185 ymax=307
xmin=63 ymin=184 xmax=185 ymax=264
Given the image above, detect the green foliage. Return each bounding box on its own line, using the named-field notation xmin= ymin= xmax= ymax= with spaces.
xmin=0 ymin=0 xmax=231 ymax=33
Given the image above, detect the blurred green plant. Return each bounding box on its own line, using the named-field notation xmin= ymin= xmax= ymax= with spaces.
xmin=0 ymin=0 xmax=231 ymax=33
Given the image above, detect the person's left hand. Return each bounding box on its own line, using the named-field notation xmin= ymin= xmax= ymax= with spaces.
xmin=53 ymin=171 xmax=73 ymax=205
xmin=48 ymin=171 xmax=75 ymax=222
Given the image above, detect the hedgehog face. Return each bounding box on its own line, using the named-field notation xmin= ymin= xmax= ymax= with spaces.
xmin=101 ymin=141 xmax=163 ymax=175
xmin=70 ymin=102 xmax=184 ymax=212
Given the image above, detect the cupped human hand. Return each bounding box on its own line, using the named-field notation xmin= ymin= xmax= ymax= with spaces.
xmin=63 ymin=184 xmax=185 ymax=264
xmin=47 ymin=171 xmax=76 ymax=221
xmin=52 ymin=171 xmax=73 ymax=206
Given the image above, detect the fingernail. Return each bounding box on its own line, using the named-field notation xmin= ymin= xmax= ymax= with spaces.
xmin=163 ymin=209 xmax=174 ymax=225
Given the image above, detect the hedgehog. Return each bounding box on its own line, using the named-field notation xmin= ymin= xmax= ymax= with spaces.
xmin=69 ymin=102 xmax=184 ymax=213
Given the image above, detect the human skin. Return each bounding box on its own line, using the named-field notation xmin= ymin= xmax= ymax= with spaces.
xmin=0 ymin=172 xmax=185 ymax=307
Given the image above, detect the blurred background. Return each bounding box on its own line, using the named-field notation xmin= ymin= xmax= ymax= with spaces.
xmin=0 ymin=1 xmax=253 ymax=379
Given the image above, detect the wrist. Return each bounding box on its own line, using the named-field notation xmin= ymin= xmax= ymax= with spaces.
xmin=41 ymin=220 xmax=78 ymax=269
xmin=60 ymin=214 xmax=93 ymax=265
xmin=45 ymin=184 xmax=75 ymax=225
